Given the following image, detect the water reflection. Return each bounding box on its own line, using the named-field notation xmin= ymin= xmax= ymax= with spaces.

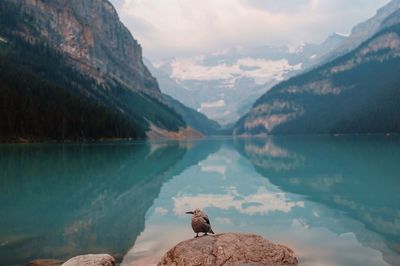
xmin=235 ymin=136 xmax=400 ymax=265
xmin=0 ymin=141 xmax=213 ymax=265
xmin=1 ymin=137 xmax=399 ymax=266
xmin=123 ymin=137 xmax=400 ymax=266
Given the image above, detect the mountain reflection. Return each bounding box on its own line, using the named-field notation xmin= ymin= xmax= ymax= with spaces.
xmin=234 ymin=136 xmax=400 ymax=265
xmin=1 ymin=138 xmax=399 ymax=266
xmin=0 ymin=141 xmax=205 ymax=265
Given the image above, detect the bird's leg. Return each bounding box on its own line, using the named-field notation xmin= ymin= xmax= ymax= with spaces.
xmin=203 ymin=233 xmax=208 ymax=236
xmin=195 ymin=233 xmax=199 ymax=238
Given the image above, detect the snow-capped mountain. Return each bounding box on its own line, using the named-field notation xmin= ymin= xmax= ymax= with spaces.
xmin=147 ymin=34 xmax=346 ymax=126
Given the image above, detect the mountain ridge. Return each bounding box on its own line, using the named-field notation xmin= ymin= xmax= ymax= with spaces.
xmin=163 ymin=94 xmax=221 ymax=135
xmin=315 ymin=0 xmax=400 ymax=67
xmin=234 ymin=20 xmax=400 ymax=135
xmin=5 ymin=0 xmax=163 ymax=101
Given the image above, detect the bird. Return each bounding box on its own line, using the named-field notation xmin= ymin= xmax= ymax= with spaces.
xmin=186 ymin=208 xmax=215 ymax=238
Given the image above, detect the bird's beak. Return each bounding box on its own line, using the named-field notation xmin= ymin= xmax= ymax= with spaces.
xmin=186 ymin=211 xmax=194 ymax=214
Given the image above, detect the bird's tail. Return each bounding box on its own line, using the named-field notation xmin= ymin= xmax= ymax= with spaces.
xmin=210 ymin=228 xmax=215 ymax=234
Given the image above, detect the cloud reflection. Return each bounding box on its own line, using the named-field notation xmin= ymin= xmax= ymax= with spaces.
xmin=173 ymin=187 xmax=304 ymax=216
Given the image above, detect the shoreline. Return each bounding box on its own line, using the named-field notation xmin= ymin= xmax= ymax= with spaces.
xmin=1 ymin=132 xmax=399 ymax=145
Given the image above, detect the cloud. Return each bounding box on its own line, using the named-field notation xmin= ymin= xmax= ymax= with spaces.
xmin=243 ymin=0 xmax=316 ymax=13
xmin=110 ymin=0 xmax=390 ymax=59
xmin=199 ymin=162 xmax=227 ymax=176
xmin=154 ymin=207 xmax=169 ymax=216
xmin=173 ymin=187 xmax=305 ymax=216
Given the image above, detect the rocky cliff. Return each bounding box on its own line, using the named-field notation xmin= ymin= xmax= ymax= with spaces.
xmin=0 ymin=0 xmax=190 ymax=141
xmin=6 ymin=0 xmax=162 ymax=101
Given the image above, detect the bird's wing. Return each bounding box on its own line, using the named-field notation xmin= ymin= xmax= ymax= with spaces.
xmin=203 ymin=216 xmax=210 ymax=225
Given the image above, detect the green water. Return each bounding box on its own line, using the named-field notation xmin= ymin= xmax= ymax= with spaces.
xmin=0 ymin=136 xmax=399 ymax=266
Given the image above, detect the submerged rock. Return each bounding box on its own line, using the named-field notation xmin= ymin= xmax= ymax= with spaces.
xmin=158 ymin=233 xmax=298 ymax=266
xmin=28 ymin=259 xmax=64 ymax=266
xmin=61 ymin=254 xmax=115 ymax=266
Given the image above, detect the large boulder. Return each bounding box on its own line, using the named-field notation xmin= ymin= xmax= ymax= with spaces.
xmin=61 ymin=254 xmax=115 ymax=266
xmin=158 ymin=233 xmax=298 ymax=266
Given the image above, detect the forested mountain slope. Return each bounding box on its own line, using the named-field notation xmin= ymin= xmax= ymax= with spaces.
xmin=163 ymin=95 xmax=221 ymax=135
xmin=235 ymin=23 xmax=400 ymax=135
xmin=0 ymin=0 xmax=188 ymax=142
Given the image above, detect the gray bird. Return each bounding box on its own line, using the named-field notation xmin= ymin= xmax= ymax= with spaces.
xmin=186 ymin=208 xmax=215 ymax=238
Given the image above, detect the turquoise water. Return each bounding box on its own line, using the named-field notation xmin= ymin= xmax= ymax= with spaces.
xmin=0 ymin=136 xmax=399 ymax=266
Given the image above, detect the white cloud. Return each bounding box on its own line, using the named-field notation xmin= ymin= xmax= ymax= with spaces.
xmin=173 ymin=187 xmax=305 ymax=216
xmin=111 ymin=0 xmax=390 ymax=59
xmin=199 ymin=162 xmax=227 ymax=176
xmin=154 ymin=207 xmax=169 ymax=216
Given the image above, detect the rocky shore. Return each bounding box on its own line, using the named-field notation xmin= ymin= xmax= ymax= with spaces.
xmin=28 ymin=233 xmax=297 ymax=266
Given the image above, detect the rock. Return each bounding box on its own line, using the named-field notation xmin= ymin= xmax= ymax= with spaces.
xmin=158 ymin=233 xmax=298 ymax=266
xmin=6 ymin=0 xmax=163 ymax=101
xmin=27 ymin=259 xmax=64 ymax=266
xmin=111 ymin=253 xmax=125 ymax=263
xmin=61 ymin=254 xmax=115 ymax=266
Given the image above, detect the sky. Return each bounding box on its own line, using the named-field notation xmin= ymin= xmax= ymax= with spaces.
xmin=109 ymin=0 xmax=390 ymax=60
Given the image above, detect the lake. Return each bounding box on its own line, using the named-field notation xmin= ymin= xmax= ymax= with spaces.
xmin=0 ymin=136 xmax=399 ymax=266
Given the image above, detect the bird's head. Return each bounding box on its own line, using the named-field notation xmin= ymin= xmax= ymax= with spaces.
xmin=186 ymin=208 xmax=201 ymax=215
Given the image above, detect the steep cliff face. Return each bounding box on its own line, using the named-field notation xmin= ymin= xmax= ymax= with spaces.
xmin=6 ymin=0 xmax=162 ymax=100
xmin=235 ymin=23 xmax=400 ymax=135
xmin=0 ymin=0 xmax=190 ymax=141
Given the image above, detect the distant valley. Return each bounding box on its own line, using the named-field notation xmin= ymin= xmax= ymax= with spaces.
xmin=147 ymin=34 xmax=347 ymax=126
xmin=148 ymin=0 xmax=400 ymax=130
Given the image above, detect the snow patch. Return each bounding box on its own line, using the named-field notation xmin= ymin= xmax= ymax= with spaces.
xmin=289 ymin=43 xmax=306 ymax=54
xmin=200 ymin=100 xmax=226 ymax=109
xmin=334 ymin=32 xmax=350 ymax=38
xmin=170 ymin=56 xmax=302 ymax=85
